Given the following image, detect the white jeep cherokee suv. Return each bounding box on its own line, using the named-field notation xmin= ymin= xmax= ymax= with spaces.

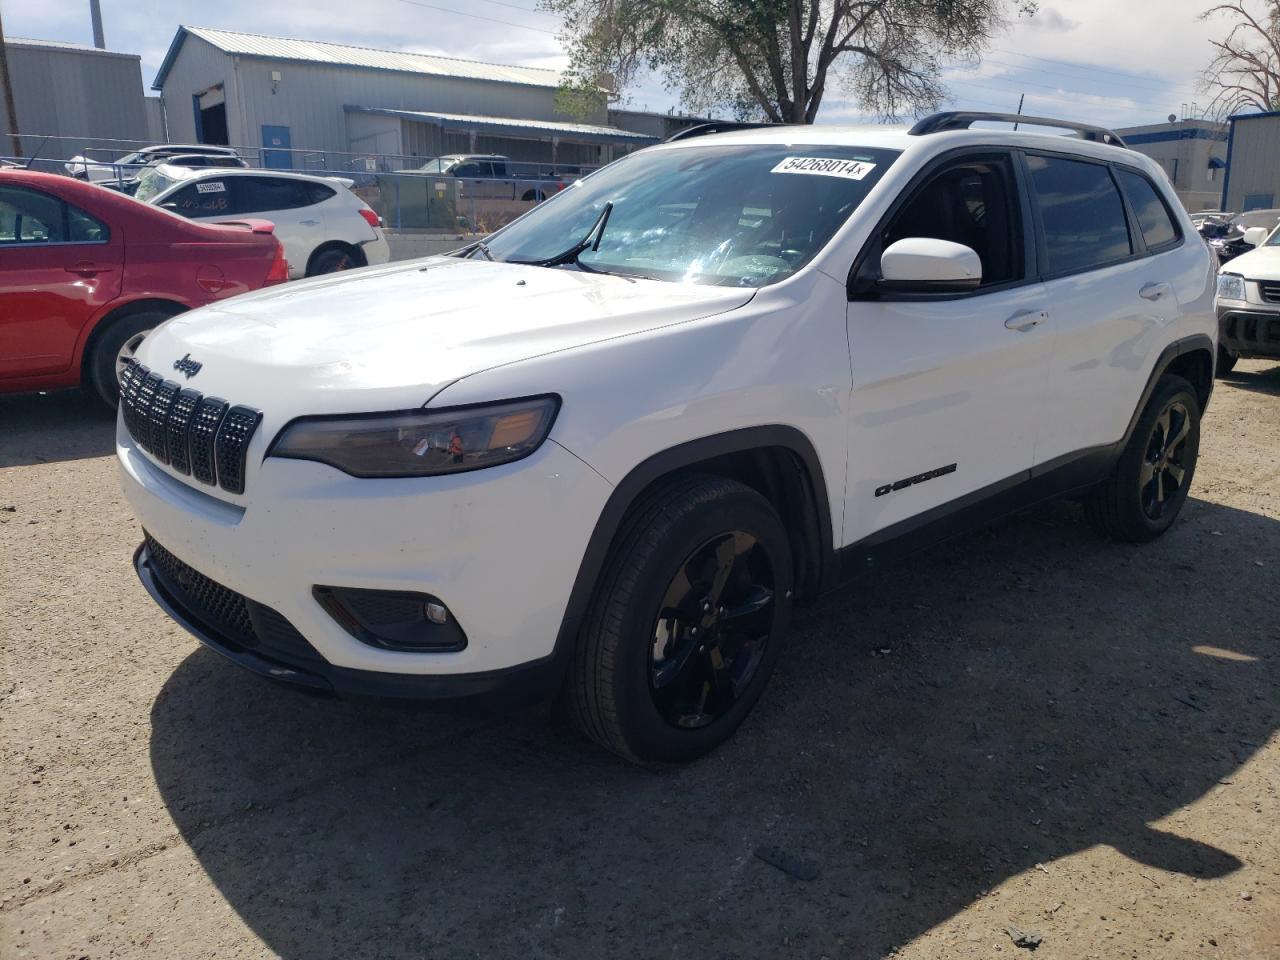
xmin=118 ymin=112 xmax=1216 ymax=763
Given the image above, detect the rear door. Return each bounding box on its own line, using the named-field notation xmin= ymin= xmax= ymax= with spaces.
xmin=1025 ymin=153 xmax=1183 ymax=466
xmin=0 ymin=184 xmax=122 ymax=378
xmin=843 ymin=150 xmax=1052 ymax=544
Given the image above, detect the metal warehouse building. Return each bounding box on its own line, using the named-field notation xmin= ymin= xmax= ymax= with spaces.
xmin=152 ymin=26 xmax=656 ymax=169
xmin=0 ymin=37 xmax=160 ymax=160
xmin=1115 ymin=119 xmax=1228 ymax=213
xmin=1219 ymin=111 xmax=1280 ymax=213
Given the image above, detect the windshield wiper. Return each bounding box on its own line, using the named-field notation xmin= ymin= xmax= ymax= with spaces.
xmin=453 ymin=239 xmax=494 ymax=261
xmin=510 ymin=202 xmax=613 ymax=268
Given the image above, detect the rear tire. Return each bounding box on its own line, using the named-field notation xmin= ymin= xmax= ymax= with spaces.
xmin=87 ymin=310 xmax=174 ymax=410
xmin=1085 ymin=375 xmax=1201 ymax=542
xmin=564 ymin=475 xmax=793 ymax=763
xmin=1216 ymin=344 xmax=1237 ymax=377
xmin=306 ymin=244 xmax=364 ymax=276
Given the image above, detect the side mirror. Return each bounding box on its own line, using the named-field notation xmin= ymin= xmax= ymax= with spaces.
xmin=1243 ymin=226 xmax=1270 ymax=248
xmin=880 ymin=238 xmax=982 ymax=293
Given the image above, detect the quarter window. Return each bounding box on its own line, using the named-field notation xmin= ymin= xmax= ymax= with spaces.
xmin=1026 ymin=155 xmax=1131 ymax=275
xmin=878 ymin=155 xmax=1023 ymax=287
xmin=1116 ymin=169 xmax=1179 ymax=251
xmin=0 ymin=186 xmax=108 ymax=244
xmin=165 ymin=181 xmax=233 ymax=217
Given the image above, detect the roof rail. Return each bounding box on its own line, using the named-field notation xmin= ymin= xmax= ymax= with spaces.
xmin=908 ymin=111 xmax=1127 ymax=147
xmin=665 ymin=121 xmax=782 ymax=142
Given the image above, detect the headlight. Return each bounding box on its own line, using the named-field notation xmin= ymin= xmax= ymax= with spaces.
xmin=1217 ymin=272 xmax=1246 ymax=301
xmin=270 ymin=396 xmax=559 ymax=477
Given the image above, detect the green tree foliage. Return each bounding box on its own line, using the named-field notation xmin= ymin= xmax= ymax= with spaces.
xmin=544 ymin=0 xmax=1038 ymax=123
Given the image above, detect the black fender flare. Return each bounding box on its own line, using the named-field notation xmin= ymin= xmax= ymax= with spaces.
xmin=548 ymin=425 xmax=835 ymax=673
xmin=1118 ymin=333 xmax=1214 ymax=452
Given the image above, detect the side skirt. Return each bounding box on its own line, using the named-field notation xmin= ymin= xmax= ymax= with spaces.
xmin=830 ymin=444 xmax=1117 ymax=585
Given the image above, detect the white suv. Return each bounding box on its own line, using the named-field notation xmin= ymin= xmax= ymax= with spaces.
xmin=117 ymin=112 xmax=1216 ymax=763
xmin=134 ymin=166 xmax=391 ymax=278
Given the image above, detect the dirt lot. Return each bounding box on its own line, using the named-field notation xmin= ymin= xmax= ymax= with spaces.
xmin=2 ymin=364 xmax=1277 ymax=960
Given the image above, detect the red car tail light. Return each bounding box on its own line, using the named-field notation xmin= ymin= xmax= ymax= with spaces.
xmin=265 ymin=240 xmax=289 ymax=285
xmin=359 ymin=208 xmax=382 ymax=228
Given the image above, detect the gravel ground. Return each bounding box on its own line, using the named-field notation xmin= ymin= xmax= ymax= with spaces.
xmin=2 ymin=363 xmax=1277 ymax=960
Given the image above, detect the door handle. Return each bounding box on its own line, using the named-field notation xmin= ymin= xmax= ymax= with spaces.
xmin=1139 ymin=281 xmax=1173 ymax=301
xmin=299 ymin=219 xmax=320 ymax=226
xmin=65 ymin=261 xmax=112 ymax=277
xmin=1005 ymin=309 xmax=1047 ymax=332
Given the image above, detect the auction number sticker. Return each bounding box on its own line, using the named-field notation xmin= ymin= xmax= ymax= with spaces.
xmin=196 ymin=181 xmax=226 ymax=194
xmin=771 ymin=157 xmax=876 ymax=180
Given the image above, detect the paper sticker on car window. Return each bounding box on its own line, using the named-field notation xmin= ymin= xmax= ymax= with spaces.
xmin=771 ymin=157 xmax=876 ymax=180
xmin=196 ymin=181 xmax=226 ymax=194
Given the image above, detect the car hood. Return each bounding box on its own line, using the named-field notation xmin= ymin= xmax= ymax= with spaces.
xmin=135 ymin=257 xmax=755 ymax=418
xmin=1220 ymin=244 xmax=1280 ymax=279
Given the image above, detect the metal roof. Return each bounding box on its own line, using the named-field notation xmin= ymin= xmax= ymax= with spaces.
xmin=346 ymin=106 xmax=659 ymax=145
xmin=154 ymin=25 xmax=563 ymax=90
xmin=8 ymin=36 xmax=140 ymax=60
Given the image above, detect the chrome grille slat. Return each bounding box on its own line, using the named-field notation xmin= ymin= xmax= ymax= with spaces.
xmin=117 ymin=359 xmax=260 ymax=494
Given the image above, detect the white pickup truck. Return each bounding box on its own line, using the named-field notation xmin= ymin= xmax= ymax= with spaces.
xmin=398 ymin=154 xmax=567 ymax=203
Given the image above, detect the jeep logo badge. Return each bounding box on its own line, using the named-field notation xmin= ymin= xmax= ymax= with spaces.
xmin=173 ymin=354 xmax=202 ymax=379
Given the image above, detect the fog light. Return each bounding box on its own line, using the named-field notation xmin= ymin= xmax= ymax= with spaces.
xmin=312 ymin=586 xmax=466 ymax=652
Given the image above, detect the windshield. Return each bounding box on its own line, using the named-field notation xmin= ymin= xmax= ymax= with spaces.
xmin=416 ymin=158 xmax=452 ymax=174
xmin=134 ymin=168 xmax=182 ymax=203
xmin=479 ymin=143 xmax=899 ymax=287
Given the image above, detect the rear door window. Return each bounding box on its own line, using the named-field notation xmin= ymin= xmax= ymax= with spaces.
xmin=1026 ymin=154 xmax=1132 ymax=275
xmin=0 ymin=186 xmax=108 ymax=244
xmin=1115 ymin=169 xmax=1180 ymax=252
xmin=236 ymin=176 xmax=312 ymax=212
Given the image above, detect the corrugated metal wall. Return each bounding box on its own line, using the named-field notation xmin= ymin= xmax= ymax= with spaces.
xmin=0 ymin=42 xmax=150 ymax=159
xmin=158 ymin=36 xmax=605 ymax=166
xmin=1225 ymin=115 xmax=1280 ymax=212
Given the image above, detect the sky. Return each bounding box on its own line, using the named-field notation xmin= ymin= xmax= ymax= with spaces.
xmin=3 ymin=0 xmax=1229 ymax=131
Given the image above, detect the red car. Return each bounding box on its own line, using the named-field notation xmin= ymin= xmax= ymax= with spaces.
xmin=0 ymin=170 xmax=288 ymax=407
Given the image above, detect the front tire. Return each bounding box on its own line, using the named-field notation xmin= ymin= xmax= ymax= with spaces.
xmin=565 ymin=475 xmax=794 ymax=763
xmin=87 ymin=310 xmax=174 ymax=409
xmin=1085 ymin=375 xmax=1201 ymax=542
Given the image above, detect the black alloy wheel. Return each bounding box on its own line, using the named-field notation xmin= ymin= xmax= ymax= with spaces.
xmin=1139 ymin=400 xmax=1192 ymax=522
xmin=649 ymin=531 xmax=776 ymax=729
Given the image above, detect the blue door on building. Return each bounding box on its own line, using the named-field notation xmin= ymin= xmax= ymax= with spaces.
xmin=261 ymin=125 xmax=293 ymax=169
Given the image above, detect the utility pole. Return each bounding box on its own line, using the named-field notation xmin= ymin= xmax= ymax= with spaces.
xmin=89 ymin=0 xmax=105 ymax=49
xmin=0 ymin=6 xmax=22 ymax=158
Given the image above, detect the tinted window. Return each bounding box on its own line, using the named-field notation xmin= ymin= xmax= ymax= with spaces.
xmin=452 ymin=162 xmax=482 ymax=177
xmin=0 ymin=186 xmax=108 ymax=244
xmin=236 ymin=176 xmax=312 ymax=211
xmin=1116 ymin=169 xmax=1178 ymax=250
xmin=305 ymin=182 xmax=336 ymax=204
xmin=881 ymin=155 xmax=1022 ymax=287
xmin=164 ymin=181 xmax=234 ymax=217
xmin=1027 ymin=155 xmax=1131 ymax=274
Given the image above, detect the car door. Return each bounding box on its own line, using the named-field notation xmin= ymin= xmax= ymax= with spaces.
xmin=226 ymin=175 xmax=322 ymax=276
xmin=843 ymin=151 xmax=1053 ymax=545
xmin=0 ymin=184 xmax=122 ymax=378
xmin=1024 ymin=154 xmax=1183 ymax=467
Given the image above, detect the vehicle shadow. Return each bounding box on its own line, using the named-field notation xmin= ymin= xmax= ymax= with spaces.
xmin=1220 ymin=360 xmax=1280 ymax=396
xmin=149 ymin=497 xmax=1277 ymax=958
xmin=0 ymin=390 xmax=115 ymax=468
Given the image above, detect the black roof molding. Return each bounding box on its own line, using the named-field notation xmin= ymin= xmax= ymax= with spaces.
xmin=908 ymin=111 xmax=1127 ymax=147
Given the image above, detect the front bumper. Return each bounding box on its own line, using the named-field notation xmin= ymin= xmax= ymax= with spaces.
xmin=134 ymin=541 xmax=566 ymax=701
xmin=119 ymin=420 xmax=613 ymax=685
xmin=1216 ymin=305 xmax=1280 ymax=358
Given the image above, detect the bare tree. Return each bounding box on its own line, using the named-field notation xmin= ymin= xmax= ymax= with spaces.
xmin=1200 ymin=1 xmax=1280 ymax=117
xmin=544 ymin=0 xmax=1037 ymax=123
